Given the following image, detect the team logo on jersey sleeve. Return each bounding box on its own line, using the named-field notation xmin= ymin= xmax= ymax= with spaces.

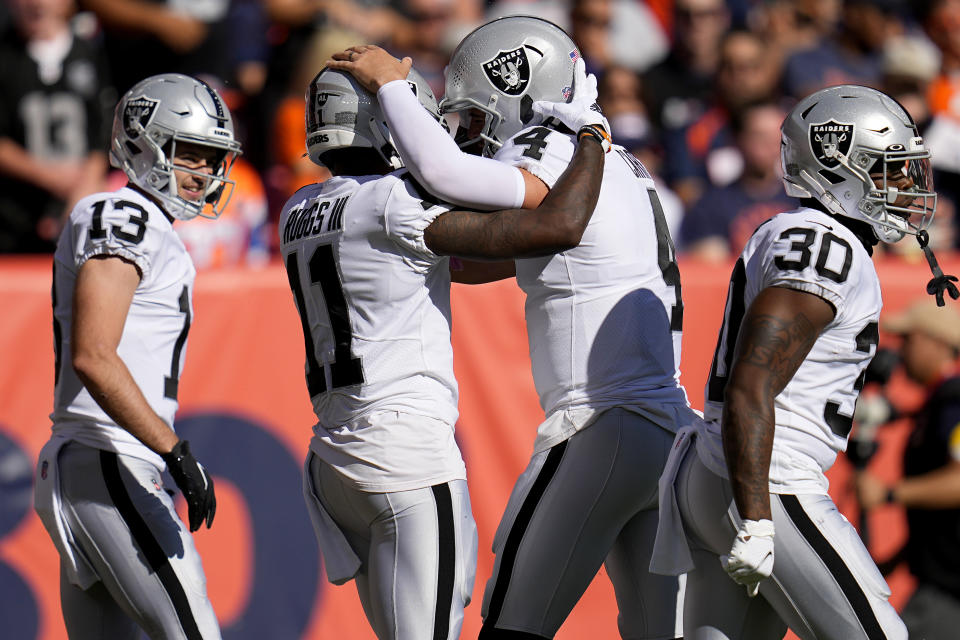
xmin=483 ymin=47 xmax=530 ymax=95
xmin=123 ymin=96 xmax=159 ymax=140
xmin=810 ymin=120 xmax=853 ymax=169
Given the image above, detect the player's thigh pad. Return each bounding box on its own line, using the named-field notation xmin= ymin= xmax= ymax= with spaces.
xmin=481 ymin=409 xmax=674 ymax=637
xmin=676 ymin=450 xmax=905 ymax=640
xmin=57 ymin=442 xmax=220 ymax=640
xmin=606 ymin=509 xmax=685 ymax=640
xmin=313 ymin=460 xmax=477 ymax=640
xmin=59 ymin=561 xmax=141 ymax=640
xmin=765 ymin=493 xmax=906 ymax=640
xmin=674 ymin=449 xmax=797 ymax=640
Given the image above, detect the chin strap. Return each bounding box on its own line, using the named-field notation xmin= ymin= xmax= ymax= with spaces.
xmin=916 ymin=229 xmax=959 ymax=306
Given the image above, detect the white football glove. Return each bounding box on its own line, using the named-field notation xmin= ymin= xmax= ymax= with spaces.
xmin=531 ymin=59 xmax=610 ymax=136
xmin=720 ymin=519 xmax=775 ymax=597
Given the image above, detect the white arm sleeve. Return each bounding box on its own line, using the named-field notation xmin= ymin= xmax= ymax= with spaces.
xmin=377 ymin=80 xmax=525 ymax=210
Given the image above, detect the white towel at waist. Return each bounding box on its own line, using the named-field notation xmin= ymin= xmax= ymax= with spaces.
xmin=302 ymin=456 xmax=362 ymax=585
xmin=649 ymin=424 xmax=697 ymax=576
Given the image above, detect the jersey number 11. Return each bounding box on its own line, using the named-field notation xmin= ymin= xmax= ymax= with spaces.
xmin=286 ymin=245 xmax=364 ymax=397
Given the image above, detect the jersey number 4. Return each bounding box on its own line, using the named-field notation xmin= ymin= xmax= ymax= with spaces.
xmin=286 ymin=245 xmax=364 ymax=397
xmin=513 ymin=132 xmax=684 ymax=330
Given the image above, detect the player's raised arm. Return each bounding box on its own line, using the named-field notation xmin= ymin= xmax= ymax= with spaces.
xmin=423 ymin=127 xmax=605 ymax=259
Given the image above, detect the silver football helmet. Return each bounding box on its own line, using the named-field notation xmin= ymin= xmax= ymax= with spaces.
xmin=441 ymin=16 xmax=580 ymax=157
xmin=305 ymin=67 xmax=443 ymax=170
xmin=781 ymin=84 xmax=936 ymax=243
xmin=110 ymin=73 xmax=242 ymax=221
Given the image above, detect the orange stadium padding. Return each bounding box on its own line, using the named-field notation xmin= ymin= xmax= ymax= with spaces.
xmin=1 ymin=254 xmax=956 ymax=639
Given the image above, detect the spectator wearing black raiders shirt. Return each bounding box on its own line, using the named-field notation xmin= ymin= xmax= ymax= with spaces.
xmin=0 ymin=0 xmax=112 ymax=253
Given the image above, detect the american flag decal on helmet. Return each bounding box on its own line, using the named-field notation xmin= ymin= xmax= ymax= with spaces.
xmin=569 ymin=49 xmax=580 ymax=63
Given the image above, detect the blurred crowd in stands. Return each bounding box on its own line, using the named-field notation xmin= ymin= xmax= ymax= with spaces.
xmin=3 ymin=0 xmax=960 ymax=267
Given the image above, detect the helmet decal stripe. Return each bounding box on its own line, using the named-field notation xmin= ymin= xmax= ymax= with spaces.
xmin=197 ymin=78 xmax=227 ymax=127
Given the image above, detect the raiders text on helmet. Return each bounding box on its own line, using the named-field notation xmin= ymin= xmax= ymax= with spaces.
xmin=110 ymin=73 xmax=242 ymax=221
xmin=781 ymin=84 xmax=936 ymax=243
xmin=441 ymin=15 xmax=581 ymax=156
xmin=305 ymin=67 xmax=443 ymax=170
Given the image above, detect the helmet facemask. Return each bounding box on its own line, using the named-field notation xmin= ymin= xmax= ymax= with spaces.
xmin=150 ymin=134 xmax=240 ymax=221
xmin=859 ymin=147 xmax=936 ymax=242
xmin=442 ymin=98 xmax=505 ymax=157
xmin=811 ymin=140 xmax=937 ymax=243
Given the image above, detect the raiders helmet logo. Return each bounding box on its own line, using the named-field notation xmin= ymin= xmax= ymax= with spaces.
xmin=123 ymin=96 xmax=159 ymax=139
xmin=809 ymin=120 xmax=854 ymax=169
xmin=483 ymin=47 xmax=530 ymax=96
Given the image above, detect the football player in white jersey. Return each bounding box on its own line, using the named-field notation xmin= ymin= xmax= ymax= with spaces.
xmin=283 ymin=66 xmax=606 ymax=640
xmin=33 ymin=73 xmax=241 ymax=640
xmin=648 ymin=85 xmax=955 ymax=639
xmin=327 ymin=16 xmax=697 ymax=640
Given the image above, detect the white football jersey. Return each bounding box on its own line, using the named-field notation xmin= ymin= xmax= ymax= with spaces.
xmin=494 ymin=128 xmax=689 ymax=446
xmin=51 ymin=186 xmax=196 ymax=468
xmin=278 ymin=173 xmax=465 ymax=492
xmin=698 ymin=206 xmax=882 ymax=493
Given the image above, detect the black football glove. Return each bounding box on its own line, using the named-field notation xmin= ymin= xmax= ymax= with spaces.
xmin=162 ymin=439 xmax=216 ymax=532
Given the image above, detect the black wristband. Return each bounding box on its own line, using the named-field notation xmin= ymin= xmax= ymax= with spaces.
xmin=885 ymin=487 xmax=897 ymax=504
